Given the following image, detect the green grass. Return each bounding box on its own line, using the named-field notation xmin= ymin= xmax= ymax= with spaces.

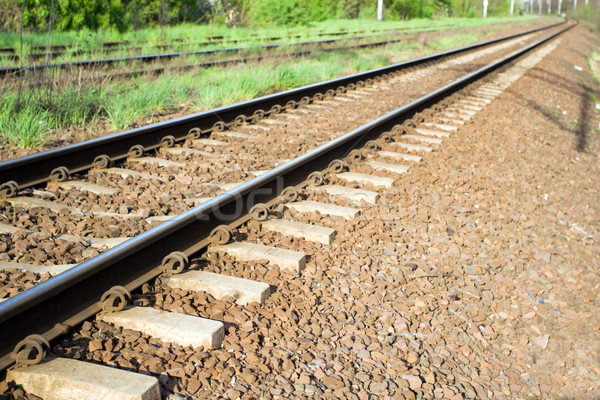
xmin=0 ymin=103 xmax=54 ymax=148
xmin=0 ymin=16 xmax=560 ymax=149
xmin=586 ymin=52 xmax=600 ymax=86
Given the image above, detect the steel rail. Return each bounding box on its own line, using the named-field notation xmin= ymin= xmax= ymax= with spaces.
xmin=0 ymin=20 xmax=565 ymax=194
xmin=0 ymin=21 xmax=574 ymax=373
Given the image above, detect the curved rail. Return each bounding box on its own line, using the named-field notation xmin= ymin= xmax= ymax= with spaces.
xmin=0 ymin=20 xmax=574 ymax=374
xmin=0 ymin=20 xmax=566 ymax=193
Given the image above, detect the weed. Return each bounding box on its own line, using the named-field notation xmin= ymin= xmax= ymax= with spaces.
xmin=103 ymin=102 xmax=142 ymax=131
xmin=0 ymin=103 xmax=54 ymax=148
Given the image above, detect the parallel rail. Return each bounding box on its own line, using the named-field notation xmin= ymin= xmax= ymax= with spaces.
xmin=0 ymin=20 xmax=573 ymax=374
xmin=0 ymin=20 xmax=565 ymax=195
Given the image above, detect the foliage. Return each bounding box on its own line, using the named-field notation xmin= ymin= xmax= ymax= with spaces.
xmin=571 ymin=4 xmax=600 ymax=32
xmin=0 ymin=0 xmax=533 ymax=32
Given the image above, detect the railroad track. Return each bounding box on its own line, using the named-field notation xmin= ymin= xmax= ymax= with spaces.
xmin=1 ymin=26 xmax=440 ymax=64
xmin=0 ymin=27 xmax=448 ymax=78
xmin=0 ymin=30 xmax=448 ymax=87
xmin=0 ymin=24 xmax=461 ymax=64
xmin=0 ymin=21 xmax=562 ymax=80
xmin=0 ymin=21 xmax=573 ymax=399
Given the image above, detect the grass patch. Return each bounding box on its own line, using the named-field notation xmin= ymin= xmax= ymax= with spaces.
xmin=0 ymin=103 xmax=54 ymax=148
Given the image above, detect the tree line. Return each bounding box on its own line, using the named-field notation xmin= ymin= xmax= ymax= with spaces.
xmin=0 ymin=0 xmax=518 ymax=32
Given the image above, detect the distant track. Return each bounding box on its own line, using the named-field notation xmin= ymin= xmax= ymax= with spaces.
xmin=0 ymin=27 xmax=446 ymax=77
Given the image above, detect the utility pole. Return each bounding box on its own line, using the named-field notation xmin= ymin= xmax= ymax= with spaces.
xmin=510 ymin=0 xmax=515 ymax=15
xmin=483 ymin=0 xmax=488 ymax=17
xmin=377 ymin=0 xmax=383 ymax=21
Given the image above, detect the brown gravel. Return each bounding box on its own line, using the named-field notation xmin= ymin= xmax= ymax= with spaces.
xmin=3 ymin=22 xmax=599 ymax=400
xmin=0 ymin=269 xmax=52 ymax=300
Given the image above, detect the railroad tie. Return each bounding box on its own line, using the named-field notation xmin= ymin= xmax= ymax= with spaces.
xmin=127 ymin=157 xmax=184 ymax=168
xmin=162 ymin=270 xmax=271 ymax=306
xmin=0 ymin=261 xmax=75 ymax=276
xmin=193 ymin=138 xmax=226 ymax=146
xmin=392 ymin=142 xmax=434 ymax=153
xmin=55 ymin=180 xmax=118 ymax=195
xmin=464 ymin=96 xmax=491 ymax=104
xmin=98 ymin=306 xmax=224 ymax=348
xmin=250 ymin=170 xmax=270 ymax=177
xmin=244 ymin=125 xmax=269 ymax=131
xmin=435 ymin=116 xmax=466 ymax=125
xmin=278 ymin=113 xmax=302 ymax=119
xmin=216 ymin=182 xmax=243 ymax=192
xmin=415 ymin=127 xmax=452 ymax=137
xmin=213 ymin=130 xmax=254 ymax=139
xmin=442 ymin=111 xmax=471 ymax=121
xmin=286 ymin=201 xmax=360 ymax=220
xmin=7 ymin=357 xmax=160 ymax=400
xmin=366 ymin=160 xmax=410 ymax=174
xmin=162 ymin=147 xmax=217 ymax=157
xmin=456 ymin=102 xmax=483 ymax=112
xmin=333 ymin=96 xmax=353 ymax=102
xmin=211 ymin=242 xmax=307 ymax=273
xmin=261 ymin=219 xmax=336 ymax=245
xmin=102 ymin=168 xmax=164 ymax=182
xmin=9 ymin=196 xmax=143 ymax=219
xmin=377 ymin=151 xmax=423 ymax=163
xmin=260 ymin=119 xmax=288 ymax=126
xmin=402 ymin=134 xmax=444 ymax=145
xmin=446 ymin=107 xmax=476 ymax=117
xmin=336 ymin=172 xmax=395 ymax=188
xmin=7 ymin=196 xmax=74 ymax=212
xmin=422 ymin=123 xmax=458 ymax=132
xmin=318 ymin=185 xmax=380 ymax=205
